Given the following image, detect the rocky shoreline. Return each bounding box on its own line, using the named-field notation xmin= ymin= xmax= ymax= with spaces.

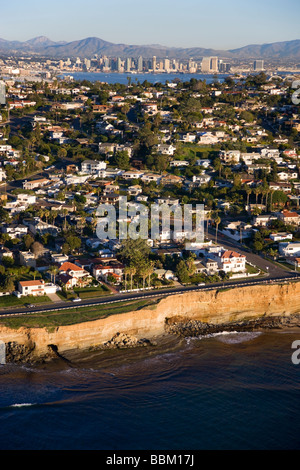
xmin=5 ymin=314 xmax=300 ymax=365
xmin=165 ymin=313 xmax=300 ymax=337
xmin=4 ymin=333 xmax=157 ymax=365
xmin=3 ymin=282 xmax=300 ymax=365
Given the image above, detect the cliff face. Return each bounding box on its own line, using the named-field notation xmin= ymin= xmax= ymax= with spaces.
xmin=1 ymin=282 xmax=300 ymax=361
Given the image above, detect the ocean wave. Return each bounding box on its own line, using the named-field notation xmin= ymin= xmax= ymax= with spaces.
xmin=186 ymin=331 xmax=262 ymax=344
xmin=10 ymin=403 xmax=35 ymax=408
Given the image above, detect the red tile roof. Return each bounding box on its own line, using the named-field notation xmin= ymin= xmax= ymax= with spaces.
xmin=19 ymin=280 xmax=44 ymax=287
xmin=221 ymin=250 xmax=246 ymax=259
xmin=59 ymin=262 xmax=84 ymax=272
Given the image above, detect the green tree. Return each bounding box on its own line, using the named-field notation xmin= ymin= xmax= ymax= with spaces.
xmin=176 ymin=260 xmax=190 ymax=284
xmin=23 ymin=234 xmax=35 ymax=250
xmin=118 ymin=239 xmax=150 ymax=267
xmin=65 ymin=235 xmax=81 ymax=253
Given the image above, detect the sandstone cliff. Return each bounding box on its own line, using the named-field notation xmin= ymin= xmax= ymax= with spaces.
xmin=1 ymin=282 xmax=300 ymax=362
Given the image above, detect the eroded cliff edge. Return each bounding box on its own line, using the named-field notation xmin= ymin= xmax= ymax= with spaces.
xmin=2 ymin=281 xmax=300 ymax=363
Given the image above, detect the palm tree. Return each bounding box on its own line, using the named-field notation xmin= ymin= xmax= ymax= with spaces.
xmin=48 ymin=265 xmax=59 ymax=284
xmin=44 ymin=210 xmax=51 ymax=224
xmin=244 ymin=185 xmax=252 ymax=209
xmin=206 ymin=211 xmax=211 ymax=237
xmin=146 ymin=262 xmax=154 ymax=288
xmin=214 ymin=216 xmax=221 ymax=244
xmin=127 ymin=266 xmax=136 ymax=291
xmin=51 ymin=210 xmax=58 ymax=225
xmin=139 ymin=265 xmax=148 ymax=290
xmin=37 ymin=209 xmax=44 ymax=220
xmin=269 ymin=189 xmax=275 ymax=212
xmin=123 ymin=266 xmax=131 ymax=291
xmin=254 ymin=187 xmax=261 ymax=207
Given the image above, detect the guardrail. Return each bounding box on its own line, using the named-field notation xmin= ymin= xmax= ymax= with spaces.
xmin=0 ymin=274 xmax=299 ymax=319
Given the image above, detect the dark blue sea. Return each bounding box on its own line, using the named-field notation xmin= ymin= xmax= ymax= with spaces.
xmin=59 ymin=72 xmax=229 ymax=85
xmin=1 ymin=330 xmax=300 ymax=450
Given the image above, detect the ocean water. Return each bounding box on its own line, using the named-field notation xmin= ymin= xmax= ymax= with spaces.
xmin=0 ymin=330 xmax=300 ymax=450
xmin=59 ymin=72 xmax=229 ymax=85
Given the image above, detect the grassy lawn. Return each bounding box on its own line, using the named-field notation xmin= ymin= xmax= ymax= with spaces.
xmin=0 ymin=299 xmax=157 ymax=330
xmin=57 ymin=285 xmax=112 ymax=301
xmin=179 ymin=144 xmax=218 ymax=160
xmin=74 ymin=285 xmax=111 ymax=299
xmin=246 ymin=263 xmax=260 ymax=274
xmin=0 ymin=295 xmax=52 ymax=309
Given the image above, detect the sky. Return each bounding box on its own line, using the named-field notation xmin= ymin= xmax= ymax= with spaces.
xmin=1 ymin=0 xmax=300 ymax=49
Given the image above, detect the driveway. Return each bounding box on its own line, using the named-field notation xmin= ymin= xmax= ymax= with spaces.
xmin=48 ymin=293 xmax=63 ymax=303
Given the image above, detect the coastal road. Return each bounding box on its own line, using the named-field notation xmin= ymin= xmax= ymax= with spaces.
xmin=0 ymin=272 xmax=299 ymax=319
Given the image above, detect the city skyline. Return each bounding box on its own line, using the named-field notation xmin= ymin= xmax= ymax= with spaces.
xmin=1 ymin=0 xmax=300 ymax=50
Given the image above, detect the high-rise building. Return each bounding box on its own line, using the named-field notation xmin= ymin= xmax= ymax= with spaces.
xmin=219 ymin=61 xmax=231 ymax=73
xmin=152 ymin=56 xmax=157 ymax=72
xmin=104 ymin=56 xmax=110 ymax=69
xmin=117 ymin=57 xmax=123 ymax=72
xmin=172 ymin=59 xmax=179 ymax=71
xmin=84 ymin=58 xmax=91 ymax=69
xmin=201 ymin=57 xmax=211 ymax=73
xmin=188 ymin=59 xmax=197 ymax=73
xmin=138 ymin=56 xmax=143 ymax=72
xmin=164 ymin=58 xmax=170 ymax=72
xmin=201 ymin=57 xmax=219 ymax=73
xmin=210 ymin=57 xmax=219 ymax=72
xmin=0 ymin=81 xmax=6 ymax=105
xmin=125 ymin=58 xmax=131 ymax=72
xmin=254 ymin=60 xmax=264 ymax=71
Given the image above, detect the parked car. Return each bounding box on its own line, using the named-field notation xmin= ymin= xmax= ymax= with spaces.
xmin=72 ymin=297 xmax=82 ymax=302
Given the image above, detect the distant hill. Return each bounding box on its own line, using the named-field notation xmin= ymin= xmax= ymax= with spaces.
xmin=0 ymin=36 xmax=299 ymax=60
xmin=230 ymin=39 xmax=300 ymax=59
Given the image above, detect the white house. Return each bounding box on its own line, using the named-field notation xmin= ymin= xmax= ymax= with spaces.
xmin=196 ymin=159 xmax=211 ymax=168
xmin=23 ymin=179 xmax=50 ymax=190
xmin=0 ymin=169 xmax=6 ymax=181
xmin=17 ymin=280 xmax=60 ymax=297
xmin=270 ymin=232 xmax=293 ymax=242
xmin=155 ymin=144 xmax=176 ymax=156
xmin=170 ymin=160 xmax=189 ymax=168
xmin=219 ymin=150 xmax=241 ymax=164
xmin=212 ymin=250 xmax=246 ymax=273
xmin=279 ymin=242 xmax=300 ymax=258
xmin=2 ymin=224 xmax=28 ymax=239
xmin=81 ymin=160 xmax=107 ymax=174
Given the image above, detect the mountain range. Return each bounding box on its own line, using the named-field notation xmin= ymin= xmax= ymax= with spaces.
xmin=0 ymin=36 xmax=299 ymax=60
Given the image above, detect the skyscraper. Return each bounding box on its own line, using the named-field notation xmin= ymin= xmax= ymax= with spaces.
xmin=138 ymin=56 xmax=143 ymax=72
xmin=254 ymin=60 xmax=264 ymax=71
xmin=0 ymin=81 xmax=6 ymax=105
xmin=126 ymin=58 xmax=131 ymax=72
xmin=152 ymin=56 xmax=157 ymax=72
xmin=117 ymin=57 xmax=123 ymax=72
xmin=164 ymin=58 xmax=170 ymax=72
xmin=201 ymin=57 xmax=219 ymax=73
xmin=201 ymin=57 xmax=211 ymax=73
xmin=210 ymin=57 xmax=219 ymax=72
